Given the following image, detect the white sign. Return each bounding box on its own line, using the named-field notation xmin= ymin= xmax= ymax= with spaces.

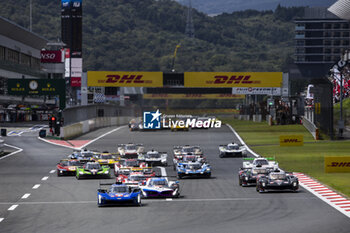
xmin=232 ymin=87 xmax=281 ymax=95
xmin=71 ymin=58 xmax=82 ymax=78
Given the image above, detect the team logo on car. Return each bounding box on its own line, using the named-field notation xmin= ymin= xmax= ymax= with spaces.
xmin=143 ymin=110 xmax=162 ymax=129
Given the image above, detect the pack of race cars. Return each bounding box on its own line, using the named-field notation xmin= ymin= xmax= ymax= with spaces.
xmin=56 ymin=142 xmax=298 ymax=207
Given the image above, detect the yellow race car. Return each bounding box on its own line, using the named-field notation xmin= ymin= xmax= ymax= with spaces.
xmin=93 ymin=152 xmax=120 ymax=168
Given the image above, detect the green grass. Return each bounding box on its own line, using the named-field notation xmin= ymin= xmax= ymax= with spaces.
xmin=222 ymin=118 xmax=350 ymax=198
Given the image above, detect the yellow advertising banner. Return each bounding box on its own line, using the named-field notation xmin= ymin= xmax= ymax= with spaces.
xmin=325 ymin=156 xmax=350 ymax=173
xmin=279 ymin=135 xmax=304 ymax=146
xmin=87 ymin=71 xmax=163 ymax=87
xmin=143 ymin=94 xmax=245 ymax=99
xmin=184 ymin=72 xmax=283 ymax=87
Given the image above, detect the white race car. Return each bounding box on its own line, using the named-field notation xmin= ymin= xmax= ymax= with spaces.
xmin=218 ymin=143 xmax=247 ymax=157
xmin=139 ymin=177 xmax=180 ymax=198
xmin=173 ymin=145 xmax=202 ymax=159
xmin=138 ymin=150 xmax=168 ymax=166
xmin=242 ymin=157 xmax=279 ymax=170
xmin=117 ymin=143 xmax=144 ymax=159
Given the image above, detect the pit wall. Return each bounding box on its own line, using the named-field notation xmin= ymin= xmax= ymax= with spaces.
xmin=60 ymin=116 xmax=132 ymax=140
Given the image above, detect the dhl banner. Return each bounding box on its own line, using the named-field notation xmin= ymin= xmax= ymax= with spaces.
xmin=325 ymin=156 xmax=350 ymax=173
xmin=87 ymin=71 xmax=163 ymax=87
xmin=279 ymin=135 xmax=304 ymax=146
xmin=143 ymin=94 xmax=245 ymax=99
xmin=184 ymin=72 xmax=283 ymax=87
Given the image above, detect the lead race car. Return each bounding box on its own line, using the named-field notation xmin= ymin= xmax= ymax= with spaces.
xmin=97 ymin=182 xmax=142 ymax=207
xmin=219 ymin=142 xmax=247 ymax=157
xmin=176 ymin=161 xmax=211 ymax=179
xmin=138 ymin=149 xmax=168 ymax=166
xmin=117 ymin=143 xmax=144 ymax=159
xmin=76 ymin=162 xmax=111 ymax=179
xmin=256 ymin=171 xmax=299 ymax=193
xmin=139 ymin=177 xmax=180 ymax=198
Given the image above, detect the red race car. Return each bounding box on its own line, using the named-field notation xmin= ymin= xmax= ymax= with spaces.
xmin=57 ymin=159 xmax=82 ymax=176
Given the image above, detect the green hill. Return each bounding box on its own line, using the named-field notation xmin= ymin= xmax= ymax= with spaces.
xmin=0 ymin=0 xmax=303 ymax=72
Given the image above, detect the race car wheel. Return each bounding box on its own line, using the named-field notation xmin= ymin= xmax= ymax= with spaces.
xmin=177 ymin=174 xmax=183 ymax=179
xmin=239 ymin=178 xmax=242 ymax=186
xmin=76 ymin=175 xmax=80 ymax=180
xmin=57 ymin=169 xmax=62 ymax=177
xmin=219 ymin=153 xmax=224 ymax=158
xmin=256 ymin=185 xmax=259 ymax=192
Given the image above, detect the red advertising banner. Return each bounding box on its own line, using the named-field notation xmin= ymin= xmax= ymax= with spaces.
xmin=40 ymin=50 xmax=63 ymax=63
xmin=71 ymin=77 xmax=81 ymax=87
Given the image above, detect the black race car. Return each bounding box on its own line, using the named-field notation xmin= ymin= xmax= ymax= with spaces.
xmin=238 ymin=167 xmax=272 ymax=186
xmin=256 ymin=171 xmax=299 ymax=193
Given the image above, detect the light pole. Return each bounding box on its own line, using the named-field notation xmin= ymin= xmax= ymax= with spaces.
xmin=171 ymin=44 xmax=181 ymax=72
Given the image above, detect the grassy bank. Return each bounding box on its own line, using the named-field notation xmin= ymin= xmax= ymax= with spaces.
xmin=223 ymin=118 xmax=350 ymax=197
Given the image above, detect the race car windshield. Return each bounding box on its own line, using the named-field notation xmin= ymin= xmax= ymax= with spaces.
xmin=228 ymin=145 xmax=239 ymax=150
xmin=255 ymin=160 xmax=269 ymax=166
xmin=100 ymin=154 xmax=113 ymax=159
xmin=183 ymin=156 xmax=196 ymax=162
xmin=129 ymin=175 xmax=146 ymax=181
xmin=82 ymin=153 xmax=94 ymax=158
xmin=186 ymin=164 xmax=202 ymax=169
xmin=126 ymin=145 xmax=136 ymax=150
xmin=152 ymin=180 xmax=167 ymax=186
xmin=111 ymin=186 xmax=128 ymax=193
xmin=252 ymin=169 xmax=267 ymax=175
xmin=67 ymin=161 xmax=81 ymax=166
xmin=183 ymin=147 xmax=194 ymax=153
xmin=85 ymin=163 xmax=101 ymax=169
xmin=147 ymin=152 xmax=160 ymax=158
xmin=270 ymin=174 xmax=286 ymax=180
xmin=125 ymin=160 xmax=138 ymax=166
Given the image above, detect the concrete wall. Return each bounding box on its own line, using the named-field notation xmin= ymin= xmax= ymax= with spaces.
xmin=302 ymin=116 xmax=319 ymax=140
xmin=60 ymin=116 xmax=132 ymax=140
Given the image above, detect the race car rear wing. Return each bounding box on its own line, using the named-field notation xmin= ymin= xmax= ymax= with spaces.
xmin=243 ymin=157 xmax=275 ymax=161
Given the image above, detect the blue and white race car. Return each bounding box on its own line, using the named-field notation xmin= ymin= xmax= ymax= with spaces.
xmin=139 ymin=177 xmax=180 ymax=198
xmin=176 ymin=161 xmax=211 ymax=178
xmin=68 ymin=149 xmax=96 ymax=163
xmin=97 ymin=183 xmax=142 ymax=207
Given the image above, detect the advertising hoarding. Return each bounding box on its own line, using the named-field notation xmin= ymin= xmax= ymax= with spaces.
xmin=232 ymin=87 xmax=281 ymax=95
xmin=279 ymin=135 xmax=304 ymax=146
xmin=143 ymin=94 xmax=244 ymax=99
xmin=325 ymin=156 xmax=350 ymax=173
xmin=88 ymin=71 xmax=163 ymax=87
xmin=184 ymin=72 xmax=283 ymax=87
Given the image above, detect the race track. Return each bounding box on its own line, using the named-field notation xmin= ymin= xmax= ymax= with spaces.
xmin=0 ymin=125 xmax=349 ymax=233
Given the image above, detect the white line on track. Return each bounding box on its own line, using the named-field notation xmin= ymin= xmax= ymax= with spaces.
xmin=37 ymin=125 xmax=126 ymax=150
xmin=76 ymin=126 xmax=125 ymax=150
xmin=0 ymin=197 xmax=316 ymax=205
xmin=32 ymin=184 xmax=40 ymax=189
xmin=225 ymin=123 xmax=259 ymax=157
xmin=49 ymin=170 xmax=55 ymax=174
xmin=41 ymin=176 xmax=49 ymax=181
xmin=0 ymin=144 xmax=23 ymax=161
xmin=21 ymin=193 xmax=31 ymax=199
xmin=158 ymin=166 xmax=167 ymax=177
xmin=8 ymin=205 xmax=18 ymax=211
xmin=0 ymin=218 xmax=4 ymax=223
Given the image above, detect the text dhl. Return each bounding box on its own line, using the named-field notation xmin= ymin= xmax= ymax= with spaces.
xmin=98 ymin=75 xmax=152 ymax=84
xmin=328 ymin=162 xmax=350 ymax=167
xmin=206 ymin=75 xmax=261 ymax=84
xmin=283 ymin=139 xmax=302 ymax=143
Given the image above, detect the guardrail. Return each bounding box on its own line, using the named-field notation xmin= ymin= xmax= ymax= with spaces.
xmin=60 ymin=116 xmax=133 ymax=140
xmin=302 ymin=116 xmax=319 ymax=140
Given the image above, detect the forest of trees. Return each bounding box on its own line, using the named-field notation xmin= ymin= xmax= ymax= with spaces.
xmin=0 ymin=0 xmax=305 ymax=73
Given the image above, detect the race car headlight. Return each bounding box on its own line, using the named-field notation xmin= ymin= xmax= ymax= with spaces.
xmin=293 ymin=182 xmax=297 ymax=186
xmin=262 ymin=182 xmax=266 ymax=187
xmin=172 ymin=189 xmax=178 ymax=195
xmin=79 ymin=172 xmax=84 ymax=175
xmin=206 ymin=168 xmax=211 ymax=172
xmin=104 ymin=171 xmax=109 ymax=174
xmin=245 ymin=177 xmax=248 ymax=181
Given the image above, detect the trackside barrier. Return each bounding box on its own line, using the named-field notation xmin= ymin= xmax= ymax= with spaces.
xmin=60 ymin=116 xmax=132 ymax=140
xmin=302 ymin=116 xmax=319 ymax=140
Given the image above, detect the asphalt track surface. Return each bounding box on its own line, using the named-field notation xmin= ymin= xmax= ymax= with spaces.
xmin=0 ymin=125 xmax=350 ymax=233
